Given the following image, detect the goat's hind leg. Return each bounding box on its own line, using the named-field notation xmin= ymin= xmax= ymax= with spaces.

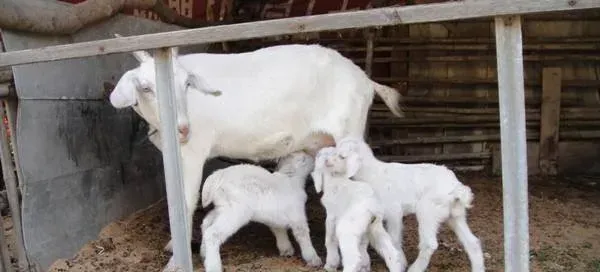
xmin=447 ymin=215 xmax=485 ymax=272
xmin=202 ymin=208 xmax=251 ymax=272
xmin=367 ymin=217 xmax=406 ymax=272
xmin=200 ymin=209 xmax=219 ymax=258
xmin=407 ymin=202 xmax=444 ymax=272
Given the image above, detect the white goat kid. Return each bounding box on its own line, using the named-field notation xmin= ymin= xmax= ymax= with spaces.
xmin=336 ymin=137 xmax=485 ymax=272
xmin=199 ymin=151 xmax=322 ymax=272
xmin=312 ymin=147 xmax=406 ymax=272
xmin=108 ymin=42 xmax=404 ymax=255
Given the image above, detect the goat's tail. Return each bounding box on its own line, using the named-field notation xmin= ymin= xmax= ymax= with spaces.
xmin=201 ymin=170 xmax=226 ymax=208
xmin=372 ymin=81 xmax=404 ymax=118
xmin=449 ymin=184 xmax=474 ymax=218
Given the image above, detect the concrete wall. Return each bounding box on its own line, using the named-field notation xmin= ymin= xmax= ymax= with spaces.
xmin=2 ymin=14 xmax=208 ymax=270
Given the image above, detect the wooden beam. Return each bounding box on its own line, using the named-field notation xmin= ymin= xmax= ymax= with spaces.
xmin=2 ymin=0 xmax=600 ymax=67
xmin=495 ymin=15 xmax=529 ymax=272
xmin=538 ymin=67 xmax=562 ymax=175
xmin=352 ymin=54 xmax=600 ymax=63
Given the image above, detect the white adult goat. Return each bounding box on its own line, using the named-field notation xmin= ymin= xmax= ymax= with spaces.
xmin=312 ymin=147 xmax=406 ymax=272
xmin=108 ymin=43 xmax=404 ymax=254
xmin=199 ymin=151 xmax=321 ymax=272
xmin=335 ymin=137 xmax=485 ymax=272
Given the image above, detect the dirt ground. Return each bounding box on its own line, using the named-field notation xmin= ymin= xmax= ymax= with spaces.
xmin=47 ymin=174 xmax=600 ymax=272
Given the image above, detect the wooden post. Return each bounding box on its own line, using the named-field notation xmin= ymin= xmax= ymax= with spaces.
xmin=364 ymin=29 xmax=375 ymax=140
xmin=0 ymin=102 xmax=16 ymax=272
xmin=154 ymin=48 xmax=193 ymax=272
xmin=539 ymin=67 xmax=562 ymax=175
xmin=494 ymin=15 xmax=530 ymax=272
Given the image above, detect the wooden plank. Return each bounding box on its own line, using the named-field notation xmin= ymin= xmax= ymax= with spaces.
xmin=332 ymin=43 xmax=600 ymax=51
xmin=369 ymin=130 xmax=600 ymax=147
xmin=2 ymin=0 xmax=600 ymax=67
xmin=352 ymin=54 xmax=600 ymax=63
xmin=373 ymin=77 xmax=600 ymax=87
xmin=539 ymin=67 xmax=562 ymax=175
xmin=0 ymin=70 xmax=12 ymax=83
xmin=377 ymin=152 xmax=492 ymax=163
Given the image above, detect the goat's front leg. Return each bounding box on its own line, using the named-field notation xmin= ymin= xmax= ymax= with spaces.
xmin=269 ymin=226 xmax=295 ymax=257
xmin=290 ymin=219 xmax=322 ymax=267
xmin=385 ymin=214 xmax=404 ymax=251
xmin=324 ymin=216 xmax=341 ymax=271
xmin=164 ymin=148 xmax=209 ymax=253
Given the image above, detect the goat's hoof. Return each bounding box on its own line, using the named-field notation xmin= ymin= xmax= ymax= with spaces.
xmin=279 ymin=247 xmax=295 ymax=257
xmin=163 ymin=240 xmax=173 ymax=252
xmin=305 ymin=256 xmax=322 ymax=267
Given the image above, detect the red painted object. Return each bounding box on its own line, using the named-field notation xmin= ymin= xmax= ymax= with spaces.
xmin=55 ymin=0 xmax=454 ymax=21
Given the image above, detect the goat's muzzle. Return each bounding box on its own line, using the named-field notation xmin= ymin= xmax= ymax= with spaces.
xmin=178 ymin=125 xmax=190 ymax=144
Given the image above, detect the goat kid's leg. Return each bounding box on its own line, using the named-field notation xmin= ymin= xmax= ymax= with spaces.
xmin=290 ymin=219 xmax=322 ymax=267
xmin=200 ymin=209 xmax=219 ymax=258
xmin=407 ymin=203 xmax=444 ymax=272
xmin=367 ymin=218 xmax=406 ymax=272
xmin=337 ymin=216 xmax=369 ymax=272
xmin=269 ymin=226 xmax=295 ymax=257
xmin=202 ymin=209 xmax=251 ymax=272
xmin=358 ymin=236 xmax=371 ymax=272
xmin=447 ymin=215 xmax=485 ymax=272
xmin=385 ymin=215 xmax=404 ymax=252
xmin=324 ymin=216 xmax=341 ymax=272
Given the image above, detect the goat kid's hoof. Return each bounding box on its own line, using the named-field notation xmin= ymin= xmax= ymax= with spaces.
xmin=324 ymin=264 xmax=338 ymax=272
xmin=305 ymin=256 xmax=322 ymax=267
xmin=279 ymin=247 xmax=295 ymax=257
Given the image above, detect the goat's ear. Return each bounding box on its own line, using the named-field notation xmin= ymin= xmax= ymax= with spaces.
xmin=186 ymin=73 xmax=222 ymax=96
xmin=311 ymin=171 xmax=324 ymax=193
xmin=132 ymin=50 xmax=152 ymax=63
xmin=109 ymin=75 xmax=138 ymax=108
xmin=345 ymin=152 xmax=362 ymax=179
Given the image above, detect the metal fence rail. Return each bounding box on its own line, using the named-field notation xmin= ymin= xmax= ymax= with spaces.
xmin=0 ymin=0 xmax=599 ymax=271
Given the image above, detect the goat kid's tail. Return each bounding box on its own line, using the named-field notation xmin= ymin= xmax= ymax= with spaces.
xmin=201 ymin=171 xmax=226 ymax=208
xmin=372 ymin=81 xmax=404 ymax=118
xmin=450 ymin=184 xmax=474 ymax=218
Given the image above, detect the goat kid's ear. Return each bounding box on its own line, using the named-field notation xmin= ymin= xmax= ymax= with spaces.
xmin=186 ymin=73 xmax=222 ymax=97
xmin=132 ymin=50 xmax=152 ymax=63
xmin=311 ymin=171 xmax=324 ymax=193
xmin=344 ymin=153 xmax=362 ymax=179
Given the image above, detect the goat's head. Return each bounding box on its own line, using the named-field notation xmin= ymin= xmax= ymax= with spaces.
xmin=108 ymin=34 xmax=222 ymax=143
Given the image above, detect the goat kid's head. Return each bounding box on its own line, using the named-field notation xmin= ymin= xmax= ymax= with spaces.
xmin=108 ymin=34 xmax=222 ymax=143
xmin=276 ymin=151 xmax=315 ymax=177
xmin=311 ymin=146 xmax=361 ymax=193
